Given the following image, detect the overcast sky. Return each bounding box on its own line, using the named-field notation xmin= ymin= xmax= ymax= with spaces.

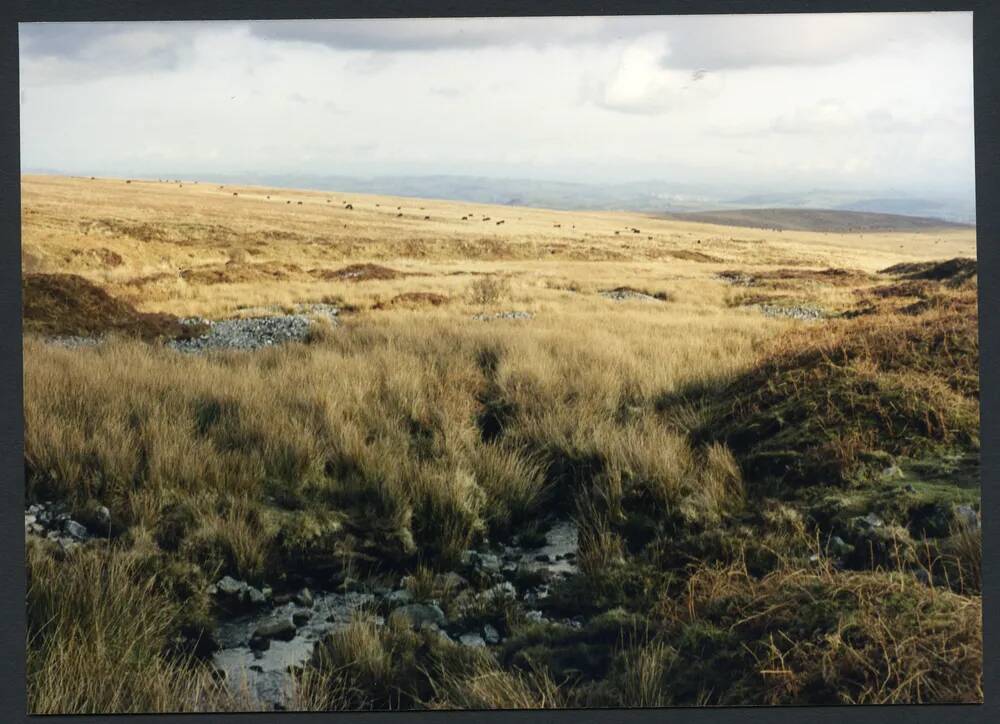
xmin=19 ymin=13 xmax=974 ymax=198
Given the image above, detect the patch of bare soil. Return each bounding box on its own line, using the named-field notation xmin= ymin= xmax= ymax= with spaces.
xmin=312 ymin=263 xmax=407 ymax=282
xmin=179 ymin=262 xmax=305 ymax=286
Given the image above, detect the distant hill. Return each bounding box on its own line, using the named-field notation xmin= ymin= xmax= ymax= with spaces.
xmin=661 ymin=208 xmax=973 ymax=233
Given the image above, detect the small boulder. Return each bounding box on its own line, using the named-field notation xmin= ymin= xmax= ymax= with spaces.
xmin=62 ymin=520 xmax=89 ymax=541
xmin=385 ymin=589 xmax=413 ymax=607
xmin=294 ymin=588 xmax=314 ymax=608
xmin=483 ymin=624 xmax=501 ymax=644
xmin=459 ymin=632 xmax=486 ymax=647
xmin=393 ymin=603 xmax=447 ymax=630
xmin=253 ymin=616 xmax=296 ymax=642
xmin=954 ymin=504 xmax=979 ymax=531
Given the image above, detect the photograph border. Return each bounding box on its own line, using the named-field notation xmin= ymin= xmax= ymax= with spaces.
xmin=1 ymin=1 xmax=996 ymax=722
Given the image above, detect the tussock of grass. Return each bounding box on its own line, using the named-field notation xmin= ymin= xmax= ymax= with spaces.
xmin=699 ymin=302 xmax=979 ymax=488
xmin=27 ymin=541 xmax=239 ymax=713
xmin=651 ymin=563 xmax=982 ymax=704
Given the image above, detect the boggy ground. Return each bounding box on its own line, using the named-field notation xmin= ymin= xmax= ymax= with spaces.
xmin=22 ymin=175 xmax=981 ymax=712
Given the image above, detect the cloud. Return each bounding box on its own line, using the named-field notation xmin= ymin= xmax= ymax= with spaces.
xmin=593 ymin=34 xmax=724 ymax=114
xmin=244 ymin=16 xmax=651 ymax=52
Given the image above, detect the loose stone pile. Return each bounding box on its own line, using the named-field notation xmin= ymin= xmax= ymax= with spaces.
xmin=600 ymin=288 xmax=661 ymax=302
xmin=756 ymin=303 xmax=826 ymax=321
xmin=472 ymin=311 xmax=535 ymax=321
xmin=25 ymin=501 xmax=109 ymax=551
xmin=168 ymin=316 xmax=314 ymax=352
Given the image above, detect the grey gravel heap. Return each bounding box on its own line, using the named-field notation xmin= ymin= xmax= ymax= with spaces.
xmin=756 ymin=304 xmax=825 ymax=321
xmin=168 ymin=315 xmax=314 ymax=352
xmin=600 ymin=289 xmax=660 ymax=302
xmin=25 ymin=501 xmax=101 ymax=552
xmin=472 ymin=311 xmax=534 ymax=321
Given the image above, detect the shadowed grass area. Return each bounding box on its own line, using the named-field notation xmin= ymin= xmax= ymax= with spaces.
xmin=23 ymin=273 xmax=205 ymax=340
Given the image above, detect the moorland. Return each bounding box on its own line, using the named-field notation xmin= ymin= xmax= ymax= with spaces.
xmin=21 ymin=174 xmax=981 ymax=712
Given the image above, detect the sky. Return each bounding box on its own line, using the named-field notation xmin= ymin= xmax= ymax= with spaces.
xmin=19 ymin=13 xmax=975 ymax=199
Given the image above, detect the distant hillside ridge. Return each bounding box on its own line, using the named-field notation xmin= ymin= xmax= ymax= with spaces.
xmin=662 ymin=208 xmax=973 ymax=233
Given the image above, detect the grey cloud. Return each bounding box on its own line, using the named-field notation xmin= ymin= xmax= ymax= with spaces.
xmin=19 ymin=21 xmax=205 ymax=81
xmin=245 ymin=17 xmax=652 ymax=52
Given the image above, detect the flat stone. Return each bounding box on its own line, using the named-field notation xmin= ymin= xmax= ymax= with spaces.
xmin=253 ymin=616 xmax=296 ymax=642
xmin=62 ymin=520 xmax=89 ymax=540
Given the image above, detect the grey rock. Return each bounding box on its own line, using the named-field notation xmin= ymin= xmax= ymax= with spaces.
xmin=459 ymin=632 xmax=486 ymax=647
xmin=246 ymin=587 xmax=267 ymax=607
xmin=216 ymin=576 xmax=246 ymax=597
xmin=525 ymin=610 xmax=545 ymax=624
xmin=294 ymin=588 xmax=314 ymax=608
xmin=393 ymin=603 xmax=447 ymax=630
xmin=253 ymin=616 xmax=296 ymax=642
xmin=62 ymin=520 xmax=89 ymax=540
xmin=95 ymin=506 xmax=111 ymax=526
xmin=854 ymin=513 xmax=884 ymax=531
xmin=434 ymin=572 xmax=468 ymax=590
xmin=482 ymin=624 xmax=501 ymax=644
xmin=478 ymin=553 xmax=501 ymax=574
xmin=954 ymin=504 xmax=979 ymax=530
xmin=24 ymin=514 xmax=36 ymax=526
xmin=829 ymin=536 xmax=854 ymax=557
xmin=385 ymin=589 xmax=413 ymax=607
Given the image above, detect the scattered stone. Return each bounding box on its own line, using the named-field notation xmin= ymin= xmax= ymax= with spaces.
xmin=854 ymin=513 xmax=884 ymax=531
xmin=385 ymin=589 xmax=413 ymax=607
xmin=483 ymin=624 xmax=501 ymax=645
xmin=434 ymin=572 xmax=468 ymax=590
xmin=600 ymin=288 xmax=660 ymax=302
